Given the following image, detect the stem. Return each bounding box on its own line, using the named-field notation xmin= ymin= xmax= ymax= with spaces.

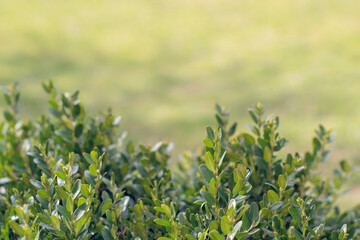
xmin=214 ymin=143 xmax=219 ymax=220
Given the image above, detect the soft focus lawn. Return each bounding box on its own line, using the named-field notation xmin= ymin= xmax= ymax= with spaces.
xmin=1 ymin=0 xmax=360 ymax=208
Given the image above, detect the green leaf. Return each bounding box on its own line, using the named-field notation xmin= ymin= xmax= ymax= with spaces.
xmin=200 ymin=164 xmax=215 ymax=183
xmin=249 ymin=202 xmax=259 ymax=223
xmin=209 ymin=221 xmax=219 ymax=231
xmin=161 ymin=204 xmax=171 ymax=218
xmin=209 ymin=178 xmax=216 ymax=196
xmin=229 ymin=221 xmax=242 ymax=240
xmin=102 ymin=228 xmax=114 ymax=240
xmin=37 ymin=213 xmax=51 ymax=225
xmin=267 ymin=190 xmax=279 ymax=204
xmin=248 ymin=110 xmax=258 ymax=124
xmin=203 ymin=138 xmax=215 ymax=148
xmin=269 ymin=202 xmax=283 ymax=212
xmin=135 ymin=222 xmax=147 ymax=239
xmin=205 ymin=152 xmax=215 ymax=172
xmin=57 ymin=205 xmax=71 ymax=223
xmin=9 ymin=221 xmax=25 ymax=236
xmin=278 ymin=174 xmax=287 ymax=189
xmin=158 ymin=238 xmax=172 ymax=240
xmin=81 ymin=184 xmax=90 ymax=198
xmin=78 ymin=197 xmax=86 ymax=207
xmin=102 ymin=199 xmax=113 ymax=215
xmin=55 ymin=186 xmax=69 ymax=200
xmin=221 ymin=216 xmax=232 ymax=234
xmin=84 ymin=170 xmax=95 ymax=186
xmin=154 ymin=218 xmax=171 ymax=227
xmin=30 ymin=180 xmax=44 ymax=190
xmin=218 ymin=151 xmax=226 ymax=168
xmin=209 ymin=230 xmax=225 ymax=240
xmin=51 ymin=215 xmax=60 ymax=231
xmin=263 ymin=146 xmax=272 ymax=163
xmin=186 ymin=234 xmax=197 ymax=240
xmin=242 ymin=133 xmax=255 ymax=146
xmin=228 ymin=123 xmax=237 ymax=136
xmin=289 ymin=206 xmax=302 ymax=223
xmin=37 ymin=190 xmax=49 ymax=199
xmin=72 ymin=179 xmax=82 ymax=199
xmin=54 ymin=171 xmax=66 ymax=180
xmin=207 ymin=126 xmax=215 ymax=140
xmin=74 ymin=204 xmax=86 ymax=221
xmin=89 ymin=164 xmax=98 ymax=176
xmin=200 ymin=190 xmax=215 ymax=206
xmin=83 ymin=153 xmax=95 ymax=164
xmin=290 ymin=228 xmax=303 ymax=240
xmin=340 ymin=160 xmax=351 ymax=172
xmin=90 ymin=150 xmax=98 ymax=163
xmin=74 ymin=123 xmax=83 ymax=138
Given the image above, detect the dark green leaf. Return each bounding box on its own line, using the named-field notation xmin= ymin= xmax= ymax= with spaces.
xmin=200 ymin=190 xmax=215 ymax=206
xmin=289 ymin=206 xmax=302 ymax=223
xmin=200 ymin=164 xmax=215 ymax=183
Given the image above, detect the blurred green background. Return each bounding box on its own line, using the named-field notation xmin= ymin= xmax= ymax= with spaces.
xmin=1 ymin=0 xmax=360 ymax=207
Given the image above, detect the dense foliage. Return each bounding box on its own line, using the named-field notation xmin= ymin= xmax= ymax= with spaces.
xmin=0 ymin=82 xmax=359 ymax=240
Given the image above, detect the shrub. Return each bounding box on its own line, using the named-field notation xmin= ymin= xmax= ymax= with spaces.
xmin=0 ymin=82 xmax=359 ymax=240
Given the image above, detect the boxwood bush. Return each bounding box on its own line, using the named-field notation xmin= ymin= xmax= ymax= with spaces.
xmin=0 ymin=82 xmax=359 ymax=240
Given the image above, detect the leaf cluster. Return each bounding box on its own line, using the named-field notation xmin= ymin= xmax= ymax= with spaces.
xmin=0 ymin=83 xmax=359 ymax=239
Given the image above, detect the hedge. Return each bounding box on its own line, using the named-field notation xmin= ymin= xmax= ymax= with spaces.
xmin=0 ymin=82 xmax=359 ymax=239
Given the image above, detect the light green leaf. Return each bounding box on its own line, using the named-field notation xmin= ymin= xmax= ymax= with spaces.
xmin=102 ymin=199 xmax=112 ymax=215
xmin=37 ymin=190 xmax=49 ymax=199
xmin=278 ymin=174 xmax=287 ymax=190
xmin=54 ymin=171 xmax=66 ymax=180
xmin=51 ymin=215 xmax=60 ymax=231
xmin=9 ymin=221 xmax=25 ymax=236
xmin=221 ymin=216 xmax=232 ymax=234
xmin=242 ymin=133 xmax=255 ymax=146
xmin=205 ymin=151 xmax=215 ymax=172
xmin=209 ymin=230 xmax=225 ymax=240
xmin=263 ymin=146 xmax=272 ymax=163
xmin=267 ymin=190 xmax=279 ymax=204
xmin=154 ymin=218 xmax=171 ymax=227
xmin=209 ymin=178 xmax=216 ymax=196
xmin=89 ymin=164 xmax=98 ymax=177
xmin=203 ymin=138 xmax=215 ymax=148
xmin=55 ymin=186 xmax=69 ymax=200
xmin=81 ymin=184 xmax=90 ymax=198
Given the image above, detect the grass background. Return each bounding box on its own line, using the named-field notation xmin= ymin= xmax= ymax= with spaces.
xmin=1 ymin=0 xmax=360 ymax=208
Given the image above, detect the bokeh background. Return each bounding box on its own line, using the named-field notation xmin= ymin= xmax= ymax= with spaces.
xmin=1 ymin=0 xmax=360 ymax=208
